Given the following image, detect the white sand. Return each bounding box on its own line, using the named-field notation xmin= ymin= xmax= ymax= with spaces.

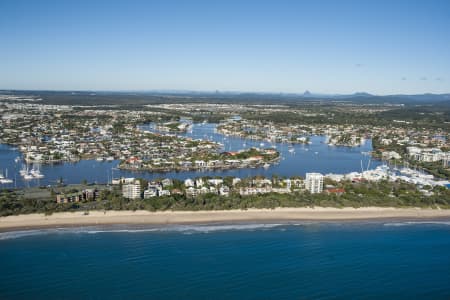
xmin=1 ymin=207 xmax=450 ymax=230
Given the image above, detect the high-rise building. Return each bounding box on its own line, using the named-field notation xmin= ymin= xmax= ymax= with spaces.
xmin=305 ymin=173 xmax=323 ymax=194
xmin=122 ymin=180 xmax=141 ymax=199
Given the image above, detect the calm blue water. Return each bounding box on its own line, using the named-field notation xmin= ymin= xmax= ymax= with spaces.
xmin=1 ymin=221 xmax=450 ymax=299
xmin=0 ymin=123 xmax=379 ymax=188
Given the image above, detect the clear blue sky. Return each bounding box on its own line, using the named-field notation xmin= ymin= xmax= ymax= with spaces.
xmin=1 ymin=0 xmax=449 ymax=94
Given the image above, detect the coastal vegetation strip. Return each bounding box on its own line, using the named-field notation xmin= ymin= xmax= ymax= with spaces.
xmin=1 ymin=177 xmax=450 ymax=217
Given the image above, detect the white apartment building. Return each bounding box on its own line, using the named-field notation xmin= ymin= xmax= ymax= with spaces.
xmin=305 ymin=173 xmax=324 ymax=194
xmin=122 ymin=180 xmax=141 ymax=199
xmin=407 ymin=147 xmax=450 ymax=163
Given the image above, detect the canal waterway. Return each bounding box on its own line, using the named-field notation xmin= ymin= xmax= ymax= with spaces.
xmin=0 ymin=123 xmax=380 ymax=188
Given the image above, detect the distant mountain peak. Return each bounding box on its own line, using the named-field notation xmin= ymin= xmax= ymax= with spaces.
xmin=303 ymin=90 xmax=312 ymax=96
xmin=352 ymin=92 xmax=373 ymax=97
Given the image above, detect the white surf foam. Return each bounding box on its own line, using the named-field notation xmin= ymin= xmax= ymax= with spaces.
xmin=384 ymin=221 xmax=450 ymax=227
xmin=0 ymin=229 xmax=62 ymax=241
xmin=0 ymin=223 xmax=305 ymax=240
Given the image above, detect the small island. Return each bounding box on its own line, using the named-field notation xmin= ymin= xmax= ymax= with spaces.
xmin=118 ymin=147 xmax=280 ymax=171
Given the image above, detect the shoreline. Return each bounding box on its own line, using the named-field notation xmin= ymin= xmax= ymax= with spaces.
xmin=118 ymin=156 xmax=281 ymax=172
xmin=1 ymin=207 xmax=450 ymax=232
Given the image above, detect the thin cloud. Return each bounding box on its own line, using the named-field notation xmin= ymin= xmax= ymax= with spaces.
xmin=401 ymin=77 xmax=407 ymax=80
xmin=420 ymin=77 xmax=428 ymax=81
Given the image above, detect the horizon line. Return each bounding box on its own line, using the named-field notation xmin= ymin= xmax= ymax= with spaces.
xmin=1 ymin=88 xmax=450 ymax=97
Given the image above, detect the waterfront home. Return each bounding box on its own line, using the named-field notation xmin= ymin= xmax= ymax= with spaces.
xmin=179 ymin=161 xmax=193 ymax=168
xmin=185 ymin=187 xmax=197 ymax=197
xmin=158 ymin=189 xmax=171 ymax=197
xmin=123 ymin=156 xmax=142 ymax=169
xmin=161 ymin=178 xmax=173 ymax=187
xmin=219 ymin=186 xmax=230 ymax=196
xmin=291 ymin=178 xmax=303 ymax=188
xmin=185 ymin=185 xmax=223 ymax=198
xmin=325 ymin=173 xmax=345 ymax=182
xmin=232 ymin=177 xmax=241 ymax=186
xmin=325 ymin=188 xmax=346 ymax=195
xmin=144 ymin=188 xmax=158 ymax=198
xmin=382 ymin=151 xmax=402 ymax=160
xmin=271 ymin=187 xmax=291 ymax=194
xmin=148 ymin=182 xmax=163 ymax=191
xmin=199 ymin=186 xmax=210 ymax=194
xmin=171 ymin=188 xmax=183 ymax=195
xmin=252 ymin=178 xmax=272 ymax=187
xmin=207 ymin=160 xmax=221 ymax=167
xmin=225 ymin=159 xmax=241 ymax=166
xmin=245 ymin=156 xmax=264 ymax=163
xmin=194 ymin=160 xmax=207 ymax=168
xmin=283 ymin=179 xmax=292 ymax=189
xmin=184 ymin=178 xmax=194 ymax=187
xmin=208 ymin=178 xmax=223 ymax=186
xmin=239 ymin=187 xmax=272 ymax=196
xmin=195 ymin=178 xmax=204 ymax=187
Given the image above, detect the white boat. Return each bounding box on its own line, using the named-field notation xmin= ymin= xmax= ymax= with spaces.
xmin=0 ymin=178 xmax=13 ymax=184
xmin=0 ymin=169 xmax=13 ymax=184
xmin=288 ymin=148 xmax=295 ymax=153
xmin=96 ymin=157 xmax=104 ymax=162
xmin=263 ymin=163 xmax=270 ymax=168
xmin=32 ymin=170 xmax=44 ymax=179
xmin=20 ymin=165 xmax=28 ymax=176
xmin=400 ymin=168 xmax=414 ymax=175
xmin=14 ymin=156 xmax=21 ymax=163
xmin=23 ymin=174 xmax=34 ymax=180
xmin=106 ymin=156 xmax=114 ymax=162
xmin=30 ymin=166 xmax=45 ymax=179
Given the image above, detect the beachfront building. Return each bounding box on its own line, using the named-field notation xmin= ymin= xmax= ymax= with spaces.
xmin=122 ymin=180 xmax=141 ymax=199
xmin=144 ymin=188 xmax=158 ymax=198
xmin=305 ymin=173 xmax=324 ymax=194
xmin=56 ymin=193 xmax=82 ymax=203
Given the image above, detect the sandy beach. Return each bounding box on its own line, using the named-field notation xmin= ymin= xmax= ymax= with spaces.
xmin=1 ymin=207 xmax=450 ymax=231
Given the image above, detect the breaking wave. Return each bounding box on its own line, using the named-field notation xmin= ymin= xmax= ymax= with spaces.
xmin=0 ymin=223 xmax=309 ymax=240
xmin=384 ymin=221 xmax=450 ymax=227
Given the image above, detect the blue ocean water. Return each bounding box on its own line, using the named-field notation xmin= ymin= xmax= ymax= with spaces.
xmin=1 ymin=221 xmax=450 ymax=299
